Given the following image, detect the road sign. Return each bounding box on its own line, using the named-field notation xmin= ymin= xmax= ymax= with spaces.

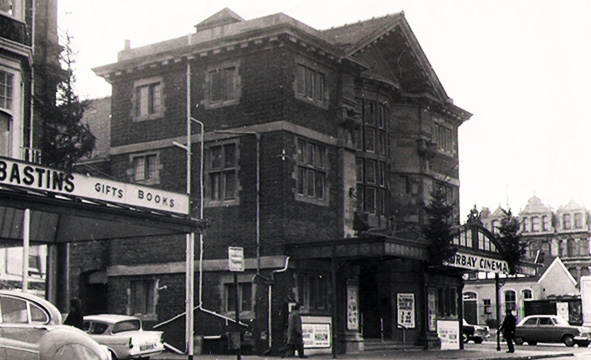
xmin=228 ymin=246 xmax=244 ymax=272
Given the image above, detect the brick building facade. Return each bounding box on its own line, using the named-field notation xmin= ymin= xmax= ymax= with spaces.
xmin=75 ymin=8 xmax=473 ymax=354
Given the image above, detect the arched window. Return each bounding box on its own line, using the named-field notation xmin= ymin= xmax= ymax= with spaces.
xmin=463 ymin=292 xmax=477 ymax=301
xmin=522 ymin=289 xmax=532 ymax=300
xmin=504 ymin=290 xmax=516 ymax=311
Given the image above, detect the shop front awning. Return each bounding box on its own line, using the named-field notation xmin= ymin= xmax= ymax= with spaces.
xmin=0 ymin=157 xmax=203 ymax=244
xmin=0 ymin=185 xmax=202 ymax=244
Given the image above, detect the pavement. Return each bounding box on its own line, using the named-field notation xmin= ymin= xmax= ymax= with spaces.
xmin=152 ymin=347 xmax=575 ymax=360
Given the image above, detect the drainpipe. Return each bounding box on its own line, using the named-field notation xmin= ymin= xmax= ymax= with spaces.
xmin=268 ymin=257 xmax=290 ymax=350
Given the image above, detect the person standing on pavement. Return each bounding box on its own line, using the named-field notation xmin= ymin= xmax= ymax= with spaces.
xmin=64 ymin=297 xmax=84 ymax=330
xmin=499 ymin=308 xmax=516 ymax=353
xmin=280 ymin=303 xmax=307 ymax=358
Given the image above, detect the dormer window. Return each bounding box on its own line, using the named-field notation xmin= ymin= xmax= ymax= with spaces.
xmin=531 ymin=216 xmax=540 ymax=232
xmin=563 ymin=214 xmax=571 ymax=230
xmin=575 ymin=213 xmax=584 ymax=229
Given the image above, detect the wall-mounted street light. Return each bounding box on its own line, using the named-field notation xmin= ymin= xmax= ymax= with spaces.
xmin=214 ymin=129 xmax=261 ymax=274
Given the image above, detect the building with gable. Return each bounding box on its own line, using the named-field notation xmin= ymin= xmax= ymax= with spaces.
xmin=464 ymin=256 xmax=578 ymax=326
xmin=481 ymin=196 xmax=591 ymax=284
xmin=465 ymin=196 xmax=591 ymax=327
xmin=74 ymin=8 xmax=480 ymax=354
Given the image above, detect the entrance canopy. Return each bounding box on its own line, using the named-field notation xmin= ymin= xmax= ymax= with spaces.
xmin=0 ymin=157 xmax=203 ymax=244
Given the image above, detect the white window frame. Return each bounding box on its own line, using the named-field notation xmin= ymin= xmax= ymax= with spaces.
xmin=205 ymin=141 xmax=239 ymax=207
xmin=0 ymin=65 xmax=22 ymax=158
xmin=294 ymin=57 xmax=329 ymax=109
xmin=433 ymin=122 xmax=455 ymax=155
xmin=295 ymin=138 xmax=328 ymax=205
xmin=0 ymin=0 xmax=24 ymax=20
xmin=132 ymin=77 xmax=164 ymax=121
xmin=128 ymin=278 xmax=158 ymax=321
xmin=130 ymin=152 xmax=161 ymax=185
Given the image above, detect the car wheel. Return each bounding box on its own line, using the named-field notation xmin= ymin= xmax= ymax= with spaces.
xmin=563 ymin=335 xmax=575 ymax=347
xmin=473 ymin=338 xmax=483 ymax=344
xmin=462 ymin=333 xmax=469 ymax=343
xmin=110 ymin=350 xmax=119 ymax=360
xmin=514 ymin=336 xmax=524 ymax=345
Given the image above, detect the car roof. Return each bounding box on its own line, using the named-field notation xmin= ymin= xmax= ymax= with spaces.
xmin=84 ymin=314 xmax=141 ymax=324
xmin=524 ymin=315 xmax=557 ymax=319
xmin=0 ymin=290 xmax=62 ymax=324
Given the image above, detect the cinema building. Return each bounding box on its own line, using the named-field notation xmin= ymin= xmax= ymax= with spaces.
xmin=68 ymin=8 xmax=532 ymax=355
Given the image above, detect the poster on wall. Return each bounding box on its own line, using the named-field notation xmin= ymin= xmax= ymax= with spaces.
xmin=302 ymin=322 xmax=331 ymax=348
xmin=347 ymin=283 xmax=359 ymax=331
xmin=556 ymin=302 xmax=569 ymax=322
xmin=437 ymin=320 xmax=460 ymax=350
xmin=428 ymin=289 xmax=437 ymax=331
xmin=397 ymin=293 xmax=415 ymax=329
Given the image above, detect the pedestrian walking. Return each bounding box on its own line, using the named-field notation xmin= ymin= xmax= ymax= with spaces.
xmin=280 ymin=303 xmax=307 ymax=358
xmin=499 ymin=308 xmax=516 ymax=353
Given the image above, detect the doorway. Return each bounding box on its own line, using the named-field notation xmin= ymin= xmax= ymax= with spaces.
xmin=359 ymin=263 xmax=392 ymax=339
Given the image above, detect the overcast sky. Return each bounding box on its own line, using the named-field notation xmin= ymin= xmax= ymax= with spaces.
xmin=58 ymin=0 xmax=591 ymax=218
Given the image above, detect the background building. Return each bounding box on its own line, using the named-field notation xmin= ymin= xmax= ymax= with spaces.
xmin=0 ymin=0 xmax=62 ymax=294
xmin=465 ymin=196 xmax=591 ymax=326
xmin=75 ymin=8 xmax=473 ymax=354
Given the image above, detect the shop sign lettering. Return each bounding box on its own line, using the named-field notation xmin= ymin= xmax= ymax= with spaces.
xmin=0 ymin=158 xmax=189 ymax=215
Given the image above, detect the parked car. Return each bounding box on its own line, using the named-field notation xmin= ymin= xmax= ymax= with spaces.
xmin=462 ymin=319 xmax=490 ymax=343
xmin=0 ymin=289 xmax=110 ymax=360
xmin=514 ymin=315 xmax=591 ymax=347
xmin=83 ymin=314 xmax=164 ymax=360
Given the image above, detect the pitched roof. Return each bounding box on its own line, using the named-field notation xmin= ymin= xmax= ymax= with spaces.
xmin=557 ymin=200 xmax=586 ymax=213
xmin=321 ymin=12 xmax=404 ymax=51
xmin=520 ymin=195 xmax=553 ymax=215
xmin=194 ymin=7 xmax=244 ymax=32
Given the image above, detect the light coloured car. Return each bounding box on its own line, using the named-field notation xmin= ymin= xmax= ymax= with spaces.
xmin=514 ymin=315 xmax=591 ymax=347
xmin=83 ymin=314 xmax=164 ymax=360
xmin=0 ymin=289 xmax=109 ymax=360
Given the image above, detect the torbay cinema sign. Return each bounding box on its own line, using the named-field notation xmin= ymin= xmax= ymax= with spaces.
xmin=444 ymin=252 xmax=510 ymax=275
xmin=0 ymin=157 xmax=189 ymax=215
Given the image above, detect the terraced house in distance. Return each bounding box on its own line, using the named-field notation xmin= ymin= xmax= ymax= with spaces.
xmin=82 ymin=8 xmax=473 ymax=355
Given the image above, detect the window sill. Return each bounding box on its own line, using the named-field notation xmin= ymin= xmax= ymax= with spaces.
xmin=133 ymin=113 xmax=164 ymax=122
xmin=295 ymin=194 xmax=328 ymax=206
xmin=203 ymin=99 xmax=239 ymax=109
xmin=295 ymin=95 xmax=329 ymax=110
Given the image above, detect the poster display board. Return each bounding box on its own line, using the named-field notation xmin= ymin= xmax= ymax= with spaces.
xmin=347 ymin=283 xmax=359 ymax=330
xmin=301 ymin=316 xmax=331 ymax=349
xmin=397 ymin=293 xmax=415 ymax=329
xmin=437 ymin=320 xmax=460 ymax=350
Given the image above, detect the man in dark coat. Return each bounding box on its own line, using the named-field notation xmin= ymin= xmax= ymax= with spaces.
xmin=500 ymin=308 xmax=516 ymax=353
xmin=280 ymin=303 xmax=307 ymax=358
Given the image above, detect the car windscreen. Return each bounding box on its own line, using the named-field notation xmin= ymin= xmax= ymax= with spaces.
xmin=112 ymin=319 xmax=141 ymax=333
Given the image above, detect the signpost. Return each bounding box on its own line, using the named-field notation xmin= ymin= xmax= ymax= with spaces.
xmin=228 ymin=247 xmax=244 ymax=360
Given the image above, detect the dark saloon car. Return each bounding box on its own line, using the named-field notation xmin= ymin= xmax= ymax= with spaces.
xmin=462 ymin=319 xmax=490 ymax=343
xmin=514 ymin=315 xmax=591 ymax=347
